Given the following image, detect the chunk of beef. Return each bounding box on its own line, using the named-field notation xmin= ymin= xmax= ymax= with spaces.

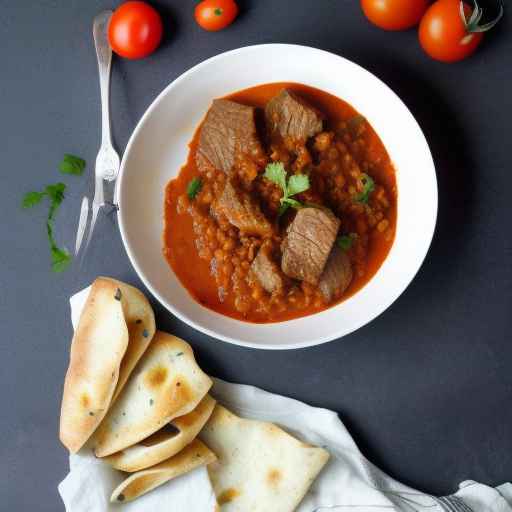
xmin=281 ymin=208 xmax=340 ymax=284
xmin=250 ymin=243 xmax=285 ymax=294
xmin=265 ymin=89 xmax=324 ymax=142
xmin=196 ymin=99 xmax=265 ymax=176
xmin=213 ymin=179 xmax=273 ymax=237
xmin=318 ymin=246 xmax=353 ymax=302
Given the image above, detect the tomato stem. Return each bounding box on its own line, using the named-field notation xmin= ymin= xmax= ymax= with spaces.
xmin=214 ymin=8 xmax=223 ymax=16
xmin=460 ymin=0 xmax=504 ymax=33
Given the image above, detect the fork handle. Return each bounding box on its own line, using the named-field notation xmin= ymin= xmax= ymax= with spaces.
xmin=93 ymin=11 xmax=113 ymax=147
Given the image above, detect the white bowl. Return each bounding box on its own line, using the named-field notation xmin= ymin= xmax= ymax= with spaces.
xmin=117 ymin=44 xmax=437 ymax=350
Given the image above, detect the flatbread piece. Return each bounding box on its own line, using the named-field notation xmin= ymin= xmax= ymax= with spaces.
xmin=200 ymin=405 xmax=329 ymax=511
xmin=110 ymin=439 xmax=216 ymax=503
xmin=94 ymin=331 xmax=212 ymax=457
xmin=103 ymin=394 xmax=216 ymax=472
xmin=59 ymin=277 xmax=155 ymax=453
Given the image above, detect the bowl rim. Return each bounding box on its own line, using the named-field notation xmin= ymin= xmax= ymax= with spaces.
xmin=117 ymin=43 xmax=438 ymax=350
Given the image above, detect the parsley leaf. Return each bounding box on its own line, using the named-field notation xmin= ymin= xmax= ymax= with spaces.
xmin=264 ymin=162 xmax=287 ymax=192
xmin=354 ymin=174 xmax=375 ymax=204
xmin=23 ymin=181 xmax=70 ymax=272
xmin=264 ymin=161 xmax=310 ymax=215
xmin=59 ymin=154 xmax=86 ymax=176
xmin=287 ymin=174 xmax=310 ymax=196
xmin=22 ymin=191 xmax=46 ymax=209
xmin=337 ymin=233 xmax=357 ymax=251
xmin=187 ymin=177 xmax=202 ymax=200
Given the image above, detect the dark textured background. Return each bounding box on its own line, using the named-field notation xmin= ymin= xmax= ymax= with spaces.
xmin=1 ymin=1 xmax=511 ymax=510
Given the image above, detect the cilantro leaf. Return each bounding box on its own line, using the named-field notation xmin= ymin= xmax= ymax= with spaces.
xmin=354 ymin=174 xmax=375 ymax=204
xmin=263 ymin=162 xmax=287 ymax=192
xmin=22 ymin=191 xmax=46 ymax=209
xmin=187 ymin=177 xmax=202 ymax=200
xmin=59 ymin=154 xmax=86 ymax=176
xmin=264 ymin=161 xmax=311 ymax=216
xmin=287 ymin=174 xmax=310 ymax=196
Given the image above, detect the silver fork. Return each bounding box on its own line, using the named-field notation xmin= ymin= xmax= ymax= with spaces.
xmin=76 ymin=10 xmax=120 ymax=255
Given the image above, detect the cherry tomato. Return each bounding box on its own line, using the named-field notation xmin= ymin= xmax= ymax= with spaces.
xmin=108 ymin=1 xmax=163 ymax=60
xmin=361 ymin=0 xmax=429 ymax=31
xmin=195 ymin=0 xmax=239 ymax=32
xmin=419 ymin=0 xmax=485 ymax=62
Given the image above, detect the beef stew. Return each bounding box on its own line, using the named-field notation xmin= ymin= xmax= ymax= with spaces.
xmin=163 ymin=83 xmax=397 ymax=323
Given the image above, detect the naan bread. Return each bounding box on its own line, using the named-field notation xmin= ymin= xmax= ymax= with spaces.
xmin=94 ymin=332 xmax=212 ymax=457
xmin=200 ymin=405 xmax=329 ymax=511
xmin=59 ymin=277 xmax=155 ymax=453
xmin=103 ymin=394 xmax=216 ymax=472
xmin=110 ymin=439 xmax=216 ymax=503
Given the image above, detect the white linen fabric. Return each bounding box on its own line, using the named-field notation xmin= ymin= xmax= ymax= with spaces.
xmin=59 ymin=287 xmax=512 ymax=512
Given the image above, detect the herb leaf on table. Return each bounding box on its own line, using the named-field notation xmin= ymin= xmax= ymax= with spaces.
xmin=59 ymin=154 xmax=86 ymax=176
xmin=22 ymin=154 xmax=85 ymax=273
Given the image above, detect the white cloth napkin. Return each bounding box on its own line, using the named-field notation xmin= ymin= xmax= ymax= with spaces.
xmin=59 ymin=287 xmax=512 ymax=512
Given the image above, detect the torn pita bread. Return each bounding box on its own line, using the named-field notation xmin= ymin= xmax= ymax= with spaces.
xmin=94 ymin=332 xmax=212 ymax=457
xmin=59 ymin=277 xmax=155 ymax=453
xmin=199 ymin=405 xmax=329 ymax=511
xmin=103 ymin=394 xmax=216 ymax=472
xmin=110 ymin=439 xmax=216 ymax=503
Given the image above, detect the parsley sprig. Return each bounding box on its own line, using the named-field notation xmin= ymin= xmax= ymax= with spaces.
xmin=21 ymin=153 xmax=85 ymax=273
xmin=263 ymin=162 xmax=310 ymax=216
xmin=22 ymin=182 xmax=71 ymax=273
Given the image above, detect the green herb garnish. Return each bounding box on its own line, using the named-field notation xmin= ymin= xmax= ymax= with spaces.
xmin=187 ymin=177 xmax=202 ymax=199
xmin=264 ymin=162 xmax=310 ymax=216
xmin=22 ymin=191 xmax=46 ymax=209
xmin=354 ymin=174 xmax=375 ymax=204
xmin=23 ymin=181 xmax=72 ymax=272
xmin=337 ymin=233 xmax=357 ymax=251
xmin=59 ymin=154 xmax=86 ymax=176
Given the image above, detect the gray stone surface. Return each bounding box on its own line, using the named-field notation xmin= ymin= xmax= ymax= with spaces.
xmin=1 ymin=1 xmax=511 ymax=510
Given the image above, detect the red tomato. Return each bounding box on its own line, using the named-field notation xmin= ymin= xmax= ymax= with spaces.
xmin=419 ymin=0 xmax=485 ymax=62
xmin=108 ymin=1 xmax=163 ymax=59
xmin=361 ymin=0 xmax=429 ymax=31
xmin=195 ymin=0 xmax=239 ymax=32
